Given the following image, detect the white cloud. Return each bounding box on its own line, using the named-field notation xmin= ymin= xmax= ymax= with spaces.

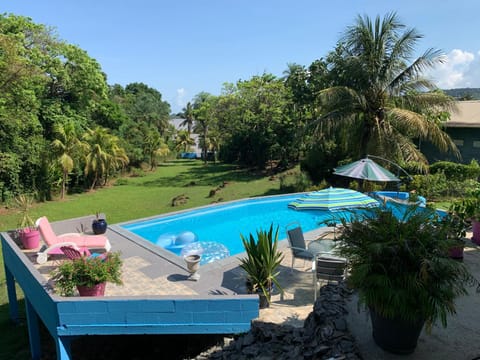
xmin=428 ymin=49 xmax=480 ymax=89
xmin=449 ymin=49 xmax=474 ymax=65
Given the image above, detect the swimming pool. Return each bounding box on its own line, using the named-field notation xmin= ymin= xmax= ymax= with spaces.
xmin=120 ymin=193 xmax=359 ymax=262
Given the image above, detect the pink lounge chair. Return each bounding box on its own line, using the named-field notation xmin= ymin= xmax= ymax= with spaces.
xmin=60 ymin=245 xmax=91 ymax=259
xmin=60 ymin=246 xmax=108 ymax=261
xmin=35 ymin=216 xmax=111 ymax=264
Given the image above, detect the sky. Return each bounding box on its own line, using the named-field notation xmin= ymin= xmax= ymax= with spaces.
xmin=3 ymin=1 xmax=480 ymax=113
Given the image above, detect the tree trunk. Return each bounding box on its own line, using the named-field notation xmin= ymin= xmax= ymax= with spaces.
xmin=90 ymin=172 xmax=98 ymax=191
xmin=61 ymin=170 xmax=67 ymax=199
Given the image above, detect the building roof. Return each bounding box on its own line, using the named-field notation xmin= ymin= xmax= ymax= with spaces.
xmin=446 ymin=100 xmax=480 ymax=128
xmin=170 ymin=118 xmax=186 ymax=130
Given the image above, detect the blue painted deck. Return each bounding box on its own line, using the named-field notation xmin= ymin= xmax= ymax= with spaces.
xmin=1 ymin=218 xmax=259 ymax=360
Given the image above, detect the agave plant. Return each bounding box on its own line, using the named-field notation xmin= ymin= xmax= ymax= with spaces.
xmin=239 ymin=224 xmax=284 ymax=304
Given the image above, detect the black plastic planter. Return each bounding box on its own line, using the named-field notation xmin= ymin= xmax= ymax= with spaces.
xmin=370 ymin=307 xmax=425 ymax=355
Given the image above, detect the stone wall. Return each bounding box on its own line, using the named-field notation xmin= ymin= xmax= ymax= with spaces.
xmin=193 ymin=283 xmax=361 ymax=360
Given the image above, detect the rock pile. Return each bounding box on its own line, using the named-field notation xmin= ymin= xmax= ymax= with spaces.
xmin=193 ymin=283 xmax=361 ymax=359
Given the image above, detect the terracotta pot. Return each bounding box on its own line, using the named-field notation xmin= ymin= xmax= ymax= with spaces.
xmin=472 ymin=220 xmax=480 ymax=245
xmin=20 ymin=228 xmax=40 ymax=250
xmin=448 ymin=244 xmax=464 ymax=260
xmin=77 ymin=282 xmax=106 ymax=296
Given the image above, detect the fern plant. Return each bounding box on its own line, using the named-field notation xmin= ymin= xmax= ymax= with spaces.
xmin=337 ymin=204 xmax=478 ymax=332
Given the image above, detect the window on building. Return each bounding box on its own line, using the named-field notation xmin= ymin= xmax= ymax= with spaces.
xmin=453 ymin=139 xmax=464 ymax=146
xmin=473 ymin=141 xmax=480 ymax=148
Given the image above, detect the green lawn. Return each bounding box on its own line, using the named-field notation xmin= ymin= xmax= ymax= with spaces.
xmin=0 ymin=159 xmax=285 ymax=359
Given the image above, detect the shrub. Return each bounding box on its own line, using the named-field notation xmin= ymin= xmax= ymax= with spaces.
xmin=337 ymin=205 xmax=478 ymax=330
xmin=51 ymin=251 xmax=123 ymax=296
xmin=129 ymin=168 xmax=146 ymax=177
xmin=430 ymin=160 xmax=480 ymax=181
xmin=279 ymin=169 xmax=313 ymax=193
xmin=114 ymin=178 xmax=129 ymax=186
xmin=410 ymin=172 xmax=479 ymax=199
xmin=410 ymin=172 xmax=449 ymax=199
xmin=300 ymin=140 xmax=346 ymax=183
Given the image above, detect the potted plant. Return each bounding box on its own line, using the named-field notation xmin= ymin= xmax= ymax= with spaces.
xmin=51 ymin=251 xmax=123 ymax=296
xmin=92 ymin=212 xmax=108 ymax=235
xmin=14 ymin=194 xmax=40 ymax=250
xmin=443 ymin=201 xmax=469 ymax=260
xmin=336 ymin=204 xmax=478 ymax=354
xmin=462 ymin=187 xmax=480 ymax=244
xmin=239 ymin=224 xmax=284 ymax=308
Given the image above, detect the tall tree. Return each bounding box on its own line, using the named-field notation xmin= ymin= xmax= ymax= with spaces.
xmin=124 ymin=82 xmax=171 ymax=134
xmin=143 ymin=127 xmax=170 ymax=170
xmin=193 ymin=92 xmax=216 ymax=164
xmin=179 ymin=102 xmax=195 ymax=134
xmin=83 ymin=127 xmax=128 ymax=189
xmin=313 ymin=13 xmax=458 ymax=164
xmin=174 ymin=130 xmax=195 ymax=153
xmin=51 ymin=121 xmax=83 ymax=199
xmin=215 ymin=74 xmax=296 ymax=168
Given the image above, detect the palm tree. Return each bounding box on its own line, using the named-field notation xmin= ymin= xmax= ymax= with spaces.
xmin=193 ymin=92 xmax=215 ymax=164
xmin=51 ymin=121 xmax=83 ymax=199
xmin=314 ymin=12 xmax=459 ymax=165
xmin=174 ymin=130 xmax=195 ymax=153
xmin=83 ymin=128 xmax=108 ymax=190
xmin=83 ymin=127 xmax=128 ymax=190
xmin=103 ymin=135 xmax=129 ymax=184
xmin=179 ymin=102 xmax=195 ymax=134
xmin=144 ymin=128 xmax=170 ymax=170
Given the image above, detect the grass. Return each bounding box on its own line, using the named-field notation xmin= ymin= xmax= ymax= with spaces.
xmin=0 ymin=159 xmax=285 ymax=360
xmin=0 ymin=160 xmax=283 ymax=231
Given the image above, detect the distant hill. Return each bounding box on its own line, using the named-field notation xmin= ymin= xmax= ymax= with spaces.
xmin=443 ymin=88 xmax=480 ymax=100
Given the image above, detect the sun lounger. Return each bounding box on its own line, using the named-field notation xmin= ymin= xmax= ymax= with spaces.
xmin=35 ymin=216 xmax=111 ymax=264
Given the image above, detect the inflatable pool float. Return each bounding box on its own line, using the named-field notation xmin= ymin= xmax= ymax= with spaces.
xmin=180 ymin=241 xmax=230 ymax=265
xmin=157 ymin=231 xmax=198 ymax=251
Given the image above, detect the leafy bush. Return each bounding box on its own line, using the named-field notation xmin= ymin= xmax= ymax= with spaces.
xmin=337 ymin=205 xmax=478 ymax=330
xmin=279 ymin=169 xmax=313 ymax=193
xmin=430 ymin=160 xmax=480 ymax=181
xmin=114 ymin=178 xmax=129 ymax=186
xmin=410 ymin=172 xmax=449 ymax=199
xmin=51 ymin=251 xmax=123 ymax=296
xmin=410 ymin=172 xmax=479 ymax=199
xmin=129 ymin=168 xmax=146 ymax=177
xmin=300 ymin=140 xmax=346 ymax=183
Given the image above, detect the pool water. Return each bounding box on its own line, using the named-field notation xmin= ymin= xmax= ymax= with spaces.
xmin=121 ymin=194 xmax=358 ymax=259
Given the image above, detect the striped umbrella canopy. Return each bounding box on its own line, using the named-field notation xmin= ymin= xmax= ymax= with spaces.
xmin=288 ymin=187 xmax=379 ymax=211
xmin=333 ymin=158 xmax=400 ymax=182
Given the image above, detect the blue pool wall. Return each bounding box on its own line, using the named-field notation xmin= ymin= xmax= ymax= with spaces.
xmin=371 ymin=191 xmax=427 ymax=206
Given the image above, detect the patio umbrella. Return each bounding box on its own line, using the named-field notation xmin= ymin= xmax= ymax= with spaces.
xmin=288 ymin=187 xmax=379 ymax=211
xmin=333 ymin=158 xmax=400 ymax=182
